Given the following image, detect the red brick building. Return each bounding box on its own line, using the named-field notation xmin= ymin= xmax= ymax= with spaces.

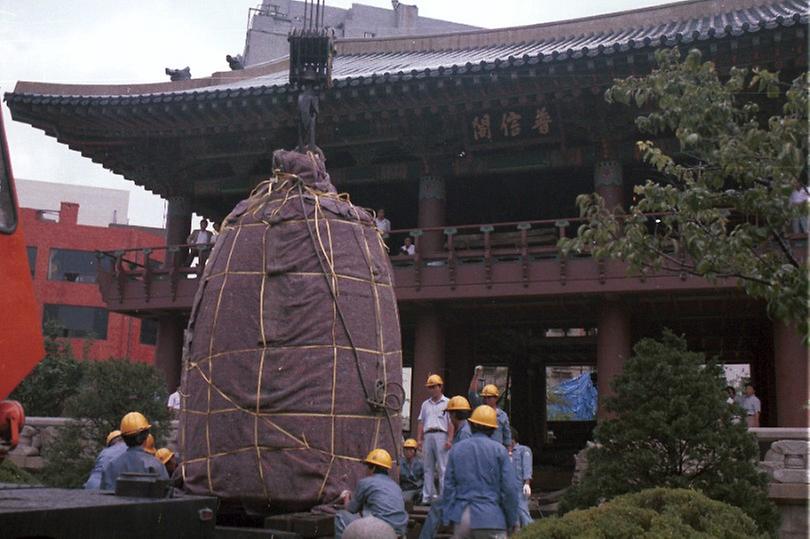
xmin=21 ymin=201 xmax=164 ymax=363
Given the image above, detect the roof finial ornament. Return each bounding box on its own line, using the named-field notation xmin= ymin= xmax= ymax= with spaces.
xmin=288 ymin=0 xmax=335 ymax=154
xmin=165 ymin=67 xmax=191 ymax=81
xmin=226 ymin=54 xmax=244 ymax=70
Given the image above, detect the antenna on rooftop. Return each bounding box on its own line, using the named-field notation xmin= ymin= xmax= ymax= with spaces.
xmin=288 ymin=0 xmax=334 ymax=153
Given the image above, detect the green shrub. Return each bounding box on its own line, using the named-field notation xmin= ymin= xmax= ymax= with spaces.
xmin=41 ymin=358 xmax=170 ymax=488
xmin=0 ymin=459 xmax=40 ymax=485
xmin=560 ymin=332 xmax=778 ymax=536
xmin=519 ymin=488 xmax=767 ymax=538
xmin=9 ymin=321 xmax=85 ymax=417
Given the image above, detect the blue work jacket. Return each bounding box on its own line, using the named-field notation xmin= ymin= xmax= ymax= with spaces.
xmin=441 ymin=432 xmax=519 ymax=530
xmin=84 ymin=442 xmax=127 ymax=489
xmin=99 ymin=446 xmax=169 ymax=490
xmin=400 ymin=456 xmax=424 ymax=492
xmin=453 ymin=420 xmax=472 ymax=443
xmin=510 ymin=444 xmax=532 ymax=482
xmin=467 ymin=392 xmax=512 ymax=447
xmin=347 ymin=472 xmax=409 ymax=534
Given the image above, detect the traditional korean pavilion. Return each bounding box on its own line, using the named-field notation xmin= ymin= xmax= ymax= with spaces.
xmin=6 ymin=0 xmax=808 ymax=454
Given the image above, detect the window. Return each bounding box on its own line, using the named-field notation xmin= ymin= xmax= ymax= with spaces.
xmin=48 ymin=249 xmax=110 ymax=283
xmin=139 ymin=318 xmax=158 ymax=346
xmin=43 ymin=304 xmax=108 ymax=339
xmin=0 ymin=138 xmax=16 ymax=233
xmin=26 ymin=246 xmax=37 ymax=277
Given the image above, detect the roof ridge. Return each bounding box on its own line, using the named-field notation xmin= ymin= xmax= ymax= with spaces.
xmin=335 ymin=0 xmax=801 ymax=55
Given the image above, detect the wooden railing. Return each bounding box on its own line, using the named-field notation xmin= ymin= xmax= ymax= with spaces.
xmin=96 ymin=243 xmax=213 ymax=305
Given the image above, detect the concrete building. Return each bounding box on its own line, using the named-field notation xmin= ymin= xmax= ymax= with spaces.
xmin=21 ymin=201 xmax=164 ymax=363
xmin=16 ymin=179 xmax=130 ymax=227
xmin=243 ymin=1 xmax=479 ymax=65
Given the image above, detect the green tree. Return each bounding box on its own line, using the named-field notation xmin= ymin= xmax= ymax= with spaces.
xmin=560 ymin=332 xmax=778 ymax=535
xmin=520 ymin=488 xmax=767 ymax=539
xmin=41 ymin=358 xmax=170 ymax=488
xmin=9 ymin=321 xmax=85 ymax=417
xmin=561 ymin=48 xmax=808 ymax=334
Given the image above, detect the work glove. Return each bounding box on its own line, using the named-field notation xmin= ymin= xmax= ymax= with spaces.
xmin=522 ymin=483 xmax=531 ymax=498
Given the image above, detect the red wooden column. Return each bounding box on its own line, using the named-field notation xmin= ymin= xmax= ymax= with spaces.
xmin=594 ymin=160 xmax=625 ymax=211
xmin=164 ymin=194 xmax=192 ymax=253
xmin=596 ymin=299 xmax=631 ymax=419
xmin=155 ymin=194 xmax=192 ymax=391
xmin=155 ymin=314 xmax=184 ymax=391
xmin=773 ymin=322 xmax=810 ymax=427
xmin=417 ymin=175 xmax=446 ymax=254
xmin=411 ymin=305 xmax=445 ymax=433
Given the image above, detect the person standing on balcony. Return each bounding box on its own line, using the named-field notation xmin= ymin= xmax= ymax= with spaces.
xmin=789 ymin=180 xmax=809 ymax=235
xmin=167 ymin=386 xmax=181 ymax=416
xmin=399 ymin=236 xmax=415 ymax=256
xmin=375 ymin=209 xmax=391 ymax=241
xmin=186 ymin=218 xmax=214 ymax=266
xmin=417 ymin=374 xmax=454 ymax=504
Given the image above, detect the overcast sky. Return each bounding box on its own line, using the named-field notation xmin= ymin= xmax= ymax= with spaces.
xmin=0 ymin=0 xmax=672 ymax=227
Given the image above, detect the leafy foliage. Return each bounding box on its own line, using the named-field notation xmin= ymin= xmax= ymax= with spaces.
xmin=0 ymin=458 xmax=40 ymax=485
xmin=519 ymin=488 xmax=767 ymax=539
xmin=560 ymin=48 xmax=808 ymax=334
xmin=9 ymin=321 xmax=85 ymax=417
xmin=40 ymin=358 xmax=170 ymax=488
xmin=559 ymin=332 xmax=778 ymax=535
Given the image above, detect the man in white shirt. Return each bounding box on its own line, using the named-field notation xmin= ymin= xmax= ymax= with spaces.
xmin=399 ymin=237 xmax=415 ymax=256
xmin=167 ymin=386 xmax=181 ymax=416
xmin=739 ymin=383 xmax=761 ymax=427
xmin=375 ymin=209 xmax=391 ymax=240
xmin=186 ymin=218 xmax=214 ymax=266
xmin=416 ymin=374 xmax=455 ymax=504
xmin=789 ymin=182 xmax=808 ymax=234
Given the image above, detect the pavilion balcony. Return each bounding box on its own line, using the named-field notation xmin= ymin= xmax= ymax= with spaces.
xmin=97 ymin=216 xmax=803 ymax=315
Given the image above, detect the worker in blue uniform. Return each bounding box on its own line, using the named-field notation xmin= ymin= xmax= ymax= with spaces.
xmin=467 ymin=370 xmax=512 ymax=448
xmin=441 ymin=405 xmax=519 ymax=538
xmin=509 ymin=427 xmax=534 ymax=528
xmin=448 ymin=395 xmax=472 ymax=443
xmin=418 ymin=395 xmax=474 ymax=538
xmin=84 ymin=429 xmax=126 ymax=489
xmin=400 ymin=438 xmax=424 ymax=503
xmin=99 ymin=411 xmax=169 ymax=490
xmin=335 ymin=448 xmax=408 ymax=539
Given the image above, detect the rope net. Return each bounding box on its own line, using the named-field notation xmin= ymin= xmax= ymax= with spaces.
xmin=179 ymin=150 xmax=403 ymax=513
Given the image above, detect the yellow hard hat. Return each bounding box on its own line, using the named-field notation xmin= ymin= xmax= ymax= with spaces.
xmin=143 ymin=434 xmax=157 ymax=455
xmin=468 ymin=405 xmax=498 ymax=429
xmin=403 ymin=438 xmax=418 ymax=449
xmin=155 ymin=448 xmax=175 ymax=464
xmin=105 ymin=430 xmax=122 ymax=446
xmin=481 ymin=384 xmax=500 ymax=398
xmin=447 ymin=396 xmax=471 ymax=411
xmin=425 ymin=374 xmax=444 ymax=387
xmin=120 ymin=412 xmax=151 ymax=436
xmin=364 ymin=448 xmax=393 ymax=470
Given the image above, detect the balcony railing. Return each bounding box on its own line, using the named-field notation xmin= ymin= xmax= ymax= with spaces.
xmin=386 ymin=217 xmax=583 ymax=290
xmin=97 ymin=215 xmax=804 ymax=311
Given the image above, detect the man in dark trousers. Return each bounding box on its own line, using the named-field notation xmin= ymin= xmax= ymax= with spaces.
xmin=335 ymin=448 xmax=408 ymax=539
xmin=441 ymin=405 xmax=519 ymax=538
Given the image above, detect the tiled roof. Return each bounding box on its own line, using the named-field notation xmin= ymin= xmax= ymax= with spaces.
xmin=6 ymin=0 xmax=808 ymax=106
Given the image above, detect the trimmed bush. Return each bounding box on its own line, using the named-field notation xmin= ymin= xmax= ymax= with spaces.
xmin=560 ymin=332 xmax=778 ymax=535
xmin=519 ymin=488 xmax=767 ymax=538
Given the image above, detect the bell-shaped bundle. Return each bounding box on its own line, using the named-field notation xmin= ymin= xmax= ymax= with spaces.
xmin=179 ymin=150 xmax=403 ymax=512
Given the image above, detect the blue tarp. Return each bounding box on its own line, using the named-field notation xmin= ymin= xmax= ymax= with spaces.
xmin=547 ymin=372 xmax=597 ymax=421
